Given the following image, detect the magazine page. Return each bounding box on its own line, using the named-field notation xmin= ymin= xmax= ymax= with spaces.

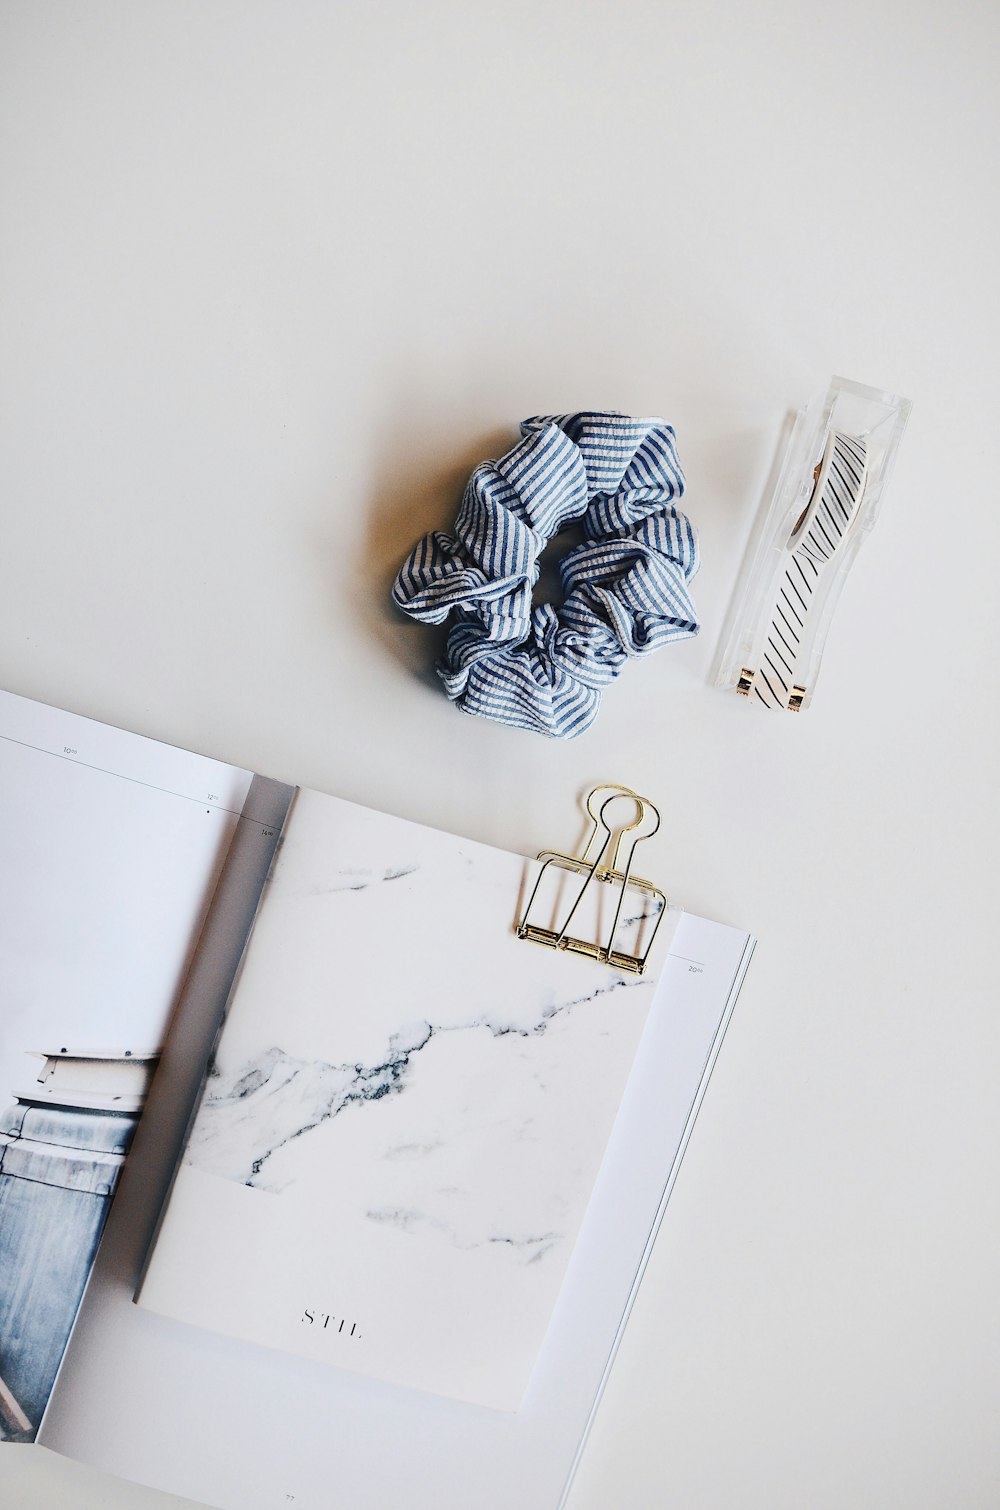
xmin=0 ymin=689 xmax=256 ymax=1442
xmin=137 ymin=788 xmax=667 ymax=1412
xmin=39 ymin=911 xmax=753 ymax=1510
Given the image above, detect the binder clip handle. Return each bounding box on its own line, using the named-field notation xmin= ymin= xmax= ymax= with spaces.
xmin=582 ymin=784 xmax=661 ymax=872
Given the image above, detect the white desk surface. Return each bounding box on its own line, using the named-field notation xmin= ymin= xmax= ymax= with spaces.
xmin=1 ymin=3 xmax=998 ymax=1507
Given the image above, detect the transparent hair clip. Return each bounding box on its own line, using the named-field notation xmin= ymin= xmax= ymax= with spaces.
xmin=716 ymin=376 xmax=911 ymax=712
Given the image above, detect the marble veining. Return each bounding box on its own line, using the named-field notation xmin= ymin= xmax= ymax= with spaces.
xmin=294 ymin=862 xmax=418 ymax=898
xmin=364 ymin=1206 xmax=562 ymax=1264
xmin=188 ymin=975 xmax=631 ymax=1193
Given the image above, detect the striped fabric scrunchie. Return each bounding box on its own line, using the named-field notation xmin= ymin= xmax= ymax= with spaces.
xmin=392 ymin=412 xmax=700 ymax=738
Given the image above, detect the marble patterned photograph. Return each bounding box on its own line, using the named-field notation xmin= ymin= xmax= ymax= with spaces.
xmin=140 ymin=789 xmax=669 ymax=1411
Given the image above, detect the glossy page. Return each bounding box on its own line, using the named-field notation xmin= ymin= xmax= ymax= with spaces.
xmin=0 ymin=689 xmax=253 ymax=1441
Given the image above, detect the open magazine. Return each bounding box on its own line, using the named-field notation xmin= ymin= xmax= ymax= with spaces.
xmin=0 ymin=688 xmax=754 ymax=1510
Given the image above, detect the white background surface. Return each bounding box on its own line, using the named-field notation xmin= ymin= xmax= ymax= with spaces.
xmin=0 ymin=2 xmax=997 ymax=1507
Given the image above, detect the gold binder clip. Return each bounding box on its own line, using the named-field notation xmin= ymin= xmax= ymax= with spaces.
xmin=517 ymin=784 xmax=667 ymax=976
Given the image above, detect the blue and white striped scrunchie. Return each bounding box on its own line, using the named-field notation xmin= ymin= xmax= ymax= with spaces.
xmin=393 ymin=412 xmax=700 ymax=738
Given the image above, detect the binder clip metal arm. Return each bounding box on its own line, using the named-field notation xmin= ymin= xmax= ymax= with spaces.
xmin=517 ymin=784 xmax=666 ymax=976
